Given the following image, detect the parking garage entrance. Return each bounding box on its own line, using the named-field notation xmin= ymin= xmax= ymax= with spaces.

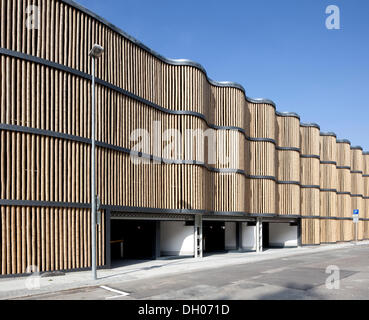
xmin=263 ymin=221 xmax=300 ymax=249
xmin=202 ymin=221 xmax=226 ymax=253
xmin=110 ymin=219 xmax=158 ymax=261
xmin=109 ymin=212 xmax=195 ymax=265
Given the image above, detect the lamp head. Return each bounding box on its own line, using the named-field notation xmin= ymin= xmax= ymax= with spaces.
xmin=89 ymin=44 xmax=104 ymax=58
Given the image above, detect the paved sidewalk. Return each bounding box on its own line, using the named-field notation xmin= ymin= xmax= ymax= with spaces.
xmin=1 ymin=241 xmax=368 ymax=300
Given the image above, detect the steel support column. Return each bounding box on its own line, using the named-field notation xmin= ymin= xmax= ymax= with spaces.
xmin=237 ymin=222 xmax=243 ymax=251
xmin=256 ymin=218 xmax=263 ymax=253
xmin=194 ymin=215 xmax=203 ymax=258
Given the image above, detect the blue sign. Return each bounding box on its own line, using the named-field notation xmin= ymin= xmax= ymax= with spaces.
xmin=353 ymin=209 xmax=359 ymax=215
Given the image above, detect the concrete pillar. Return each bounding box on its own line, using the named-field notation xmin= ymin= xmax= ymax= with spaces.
xmin=194 ymin=215 xmax=203 ymax=258
xmin=236 ymin=222 xmax=243 ymax=251
xmin=256 ymin=218 xmax=263 ymax=253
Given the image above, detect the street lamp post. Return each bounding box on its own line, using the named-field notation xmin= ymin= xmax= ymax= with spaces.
xmin=89 ymin=44 xmax=104 ymax=280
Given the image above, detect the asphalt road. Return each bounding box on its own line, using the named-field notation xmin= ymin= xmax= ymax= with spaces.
xmin=17 ymin=245 xmax=369 ymax=300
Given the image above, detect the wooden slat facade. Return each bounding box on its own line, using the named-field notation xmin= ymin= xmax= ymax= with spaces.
xmin=300 ymin=124 xmax=320 ymax=244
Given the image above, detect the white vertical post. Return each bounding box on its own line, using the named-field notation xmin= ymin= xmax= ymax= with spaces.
xmin=194 ymin=216 xmax=198 ymax=258
xmin=194 ymin=215 xmax=203 ymax=258
xmin=256 ymin=218 xmax=263 ymax=253
xmin=199 ymin=216 xmax=203 ymax=258
xmin=238 ymin=222 xmax=243 ymax=251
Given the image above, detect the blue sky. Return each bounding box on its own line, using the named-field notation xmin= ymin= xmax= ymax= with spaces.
xmin=76 ymin=0 xmax=369 ymax=150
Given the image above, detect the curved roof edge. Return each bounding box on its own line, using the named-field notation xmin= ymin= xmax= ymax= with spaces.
xmin=276 ymin=111 xmax=301 ymax=119
xmin=300 ymin=122 xmax=320 ymax=129
xmin=351 ymin=146 xmax=363 ymax=151
xmin=246 ymin=97 xmax=276 ymax=108
xmin=61 ymin=0 xmax=278 ymax=107
xmin=320 ymin=132 xmax=337 ymax=138
xmin=363 ymin=152 xmax=369 ymax=155
xmin=336 ymin=139 xmax=351 ymax=145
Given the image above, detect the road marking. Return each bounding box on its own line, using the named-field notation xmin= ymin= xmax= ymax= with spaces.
xmin=100 ymin=285 xmax=130 ymax=299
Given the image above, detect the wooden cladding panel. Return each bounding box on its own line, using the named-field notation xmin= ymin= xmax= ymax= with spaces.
xmin=320 ymin=164 xmax=337 ymax=190
xmin=351 ymin=173 xmax=364 ymax=196
xmin=320 ymin=136 xmax=337 ymax=162
xmin=246 ymin=103 xmax=275 ymax=139
xmin=351 ymin=149 xmax=363 ymax=172
xmin=300 ymin=158 xmax=319 ymax=185
xmin=0 ymin=131 xmax=90 ymax=204
xmin=343 ymin=220 xmax=354 ymax=242
xmin=277 ymin=150 xmax=300 ymax=182
xmin=302 ymin=219 xmax=320 ymax=245
xmin=246 ymin=141 xmax=275 ymax=176
xmin=0 ymin=206 xmax=104 ymax=275
xmin=364 ymin=155 xmax=369 ymax=175
xmin=337 ymin=220 xmax=344 ymax=242
xmin=364 ymin=221 xmax=368 ymax=240
xmin=210 ymin=173 xmax=246 ymax=212
xmin=358 ymin=221 xmax=364 ymax=240
xmin=337 ymin=194 xmax=351 ymax=218
xmin=277 ymin=184 xmax=300 ymax=215
xmin=301 ymin=188 xmax=320 ymax=216
xmin=246 ymin=101 xmax=276 ymax=216
xmin=320 ymin=192 xmax=337 ymax=218
xmin=300 ymin=126 xmax=320 ymax=156
xmin=364 ymin=176 xmax=369 ymax=197
xmin=210 ymin=86 xmax=246 ymax=129
xmin=337 ymin=143 xmax=351 ymax=167
xmin=276 ymin=116 xmax=300 ymax=148
xmin=276 ymin=116 xmax=300 ymax=216
xmin=337 ymin=169 xmax=351 ymax=193
xmin=103 ymin=156 xmax=208 ymax=211
xmin=213 ymin=130 xmax=245 ymax=170
xmin=246 ymin=179 xmax=276 ymax=214
xmin=320 ymin=219 xmax=337 ymax=243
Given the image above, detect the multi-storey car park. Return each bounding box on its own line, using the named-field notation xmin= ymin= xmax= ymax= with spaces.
xmin=0 ymin=0 xmax=368 ymax=276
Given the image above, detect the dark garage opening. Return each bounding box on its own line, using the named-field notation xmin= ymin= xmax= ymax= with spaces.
xmin=110 ymin=219 xmax=158 ymax=261
xmin=203 ymin=221 xmax=225 ymax=253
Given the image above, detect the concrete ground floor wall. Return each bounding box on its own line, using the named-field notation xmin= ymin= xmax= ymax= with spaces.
xmin=269 ymin=223 xmax=298 ymax=247
xmin=160 ymin=221 xmax=194 ymax=256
